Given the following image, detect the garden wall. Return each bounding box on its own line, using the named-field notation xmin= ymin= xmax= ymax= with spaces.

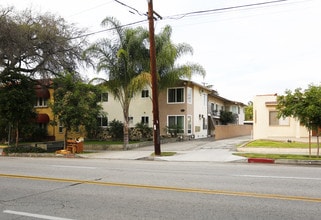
xmin=215 ymin=125 xmax=253 ymax=140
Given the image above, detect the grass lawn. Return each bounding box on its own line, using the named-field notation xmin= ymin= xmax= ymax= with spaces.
xmin=151 ymin=152 xmax=176 ymax=157
xmin=234 ymin=153 xmax=321 ymax=160
xmin=239 ymin=139 xmax=321 ymax=160
xmin=245 ymin=140 xmax=318 ymax=148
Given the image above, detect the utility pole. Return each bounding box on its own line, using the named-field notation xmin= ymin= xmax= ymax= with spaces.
xmin=147 ymin=0 xmax=161 ymax=155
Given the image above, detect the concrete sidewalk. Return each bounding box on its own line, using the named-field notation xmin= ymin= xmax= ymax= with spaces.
xmin=80 ymin=136 xmax=251 ymax=162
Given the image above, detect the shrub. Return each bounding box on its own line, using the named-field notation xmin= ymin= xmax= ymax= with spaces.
xmin=3 ymin=145 xmax=47 ymax=154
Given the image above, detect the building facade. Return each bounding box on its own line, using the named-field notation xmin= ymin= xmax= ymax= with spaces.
xmin=253 ymin=94 xmax=309 ymax=140
xmin=100 ymin=80 xmax=247 ymax=140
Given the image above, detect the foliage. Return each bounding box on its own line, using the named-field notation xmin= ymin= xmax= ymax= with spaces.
xmin=51 ymin=72 xmax=102 ymax=145
xmin=245 ymin=101 xmax=253 ymax=121
xmin=3 ymin=145 xmax=47 ymax=154
xmin=166 ymin=125 xmax=184 ymax=137
xmin=108 ymin=119 xmax=124 ymax=141
xmin=155 ymin=26 xmax=206 ymax=91
xmin=84 ymin=17 xmax=151 ymax=149
xmin=277 ymin=84 xmax=321 ymax=156
xmin=135 ymin=122 xmax=152 ymax=139
xmin=0 ymin=71 xmax=37 ymax=146
xmin=0 ymin=7 xmax=86 ymax=78
xmin=219 ymin=110 xmax=237 ymax=125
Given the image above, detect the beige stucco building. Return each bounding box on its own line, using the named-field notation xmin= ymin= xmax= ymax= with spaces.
xmin=253 ymin=94 xmax=309 ymax=140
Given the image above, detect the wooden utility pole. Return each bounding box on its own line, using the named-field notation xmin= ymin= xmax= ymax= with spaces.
xmin=147 ymin=0 xmax=161 ymax=155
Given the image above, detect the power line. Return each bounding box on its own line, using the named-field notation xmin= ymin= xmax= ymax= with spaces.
xmin=70 ymin=19 xmax=147 ymax=40
xmin=72 ymin=0 xmax=307 ymax=40
xmin=113 ymin=0 xmax=146 ymax=16
xmin=164 ymin=0 xmax=295 ymax=20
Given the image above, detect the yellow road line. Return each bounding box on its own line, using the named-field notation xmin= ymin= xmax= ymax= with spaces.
xmin=1 ymin=173 xmax=321 ymax=203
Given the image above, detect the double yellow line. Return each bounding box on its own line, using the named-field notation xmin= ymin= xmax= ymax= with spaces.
xmin=1 ymin=173 xmax=321 ymax=203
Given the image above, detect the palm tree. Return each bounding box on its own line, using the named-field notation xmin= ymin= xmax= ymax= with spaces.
xmin=84 ymin=17 xmax=150 ymax=150
xmin=155 ymin=25 xmax=206 ymax=91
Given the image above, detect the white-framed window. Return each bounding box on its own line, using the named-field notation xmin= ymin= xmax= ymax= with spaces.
xmin=34 ymin=97 xmax=48 ymax=107
xmin=269 ymin=111 xmax=289 ymax=126
xmin=97 ymin=116 xmax=108 ymax=127
xmin=141 ymin=90 xmax=149 ymax=98
xmin=141 ymin=116 xmax=149 ymax=126
xmin=168 ymin=88 xmax=184 ymax=103
xmin=101 ymin=93 xmax=108 ymax=102
xmin=187 ymin=115 xmax=192 ymax=134
xmin=187 ymin=87 xmax=192 ymax=104
xmin=168 ymin=115 xmax=185 ymax=134
xmin=58 ymin=121 xmax=63 ymax=133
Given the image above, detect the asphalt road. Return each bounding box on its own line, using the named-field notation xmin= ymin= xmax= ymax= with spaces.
xmin=1 ymin=157 xmax=321 ymax=219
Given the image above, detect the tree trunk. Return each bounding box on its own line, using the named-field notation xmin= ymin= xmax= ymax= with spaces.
xmin=15 ymin=126 xmax=19 ymax=147
xmin=123 ymin=120 xmax=129 ymax=150
xmin=309 ymin=129 xmax=311 ymax=158
xmin=123 ymin=106 xmax=129 ymax=150
xmin=64 ymin=129 xmax=68 ymax=150
xmin=15 ymin=123 xmax=19 ymax=147
xmin=317 ymin=134 xmax=320 ymax=157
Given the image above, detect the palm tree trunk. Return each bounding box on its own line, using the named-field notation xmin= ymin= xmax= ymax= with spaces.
xmin=123 ymin=120 xmax=129 ymax=150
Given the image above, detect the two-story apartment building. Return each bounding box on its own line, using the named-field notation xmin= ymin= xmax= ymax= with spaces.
xmin=100 ymin=79 xmax=246 ymax=140
xmin=34 ymin=80 xmax=83 ymax=141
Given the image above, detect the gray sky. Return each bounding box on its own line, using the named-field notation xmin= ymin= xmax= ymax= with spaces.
xmin=1 ymin=0 xmax=320 ymax=103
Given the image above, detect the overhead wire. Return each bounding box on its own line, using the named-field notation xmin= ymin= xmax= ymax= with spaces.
xmin=72 ymin=0 xmax=310 ymax=40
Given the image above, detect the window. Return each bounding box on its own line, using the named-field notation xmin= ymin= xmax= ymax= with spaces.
xmin=101 ymin=93 xmax=108 ymax=102
xmin=97 ymin=116 xmax=108 ymax=127
xmin=141 ymin=90 xmax=149 ymax=98
xmin=58 ymin=121 xmax=63 ymax=133
xmin=187 ymin=115 xmax=192 ymax=134
xmin=269 ymin=111 xmax=289 ymax=126
xmin=38 ymin=123 xmax=47 ymax=130
xmin=141 ymin=116 xmax=149 ymax=126
xmin=203 ymin=117 xmax=207 ymax=130
xmin=168 ymin=88 xmax=184 ymax=103
xmin=168 ymin=115 xmax=184 ymax=133
xmin=203 ymin=94 xmax=207 ymax=106
xmin=34 ymin=97 xmax=48 ymax=107
xmin=187 ymin=87 xmax=192 ymax=104
xmin=128 ymin=117 xmax=133 ymax=125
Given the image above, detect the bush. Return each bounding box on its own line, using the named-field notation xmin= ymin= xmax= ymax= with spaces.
xmin=3 ymin=145 xmax=47 ymax=154
xmin=108 ymin=119 xmax=124 ymax=141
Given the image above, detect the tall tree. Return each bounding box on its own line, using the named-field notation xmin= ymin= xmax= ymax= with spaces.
xmin=0 ymin=70 xmax=37 ymax=146
xmin=0 ymin=7 xmax=86 ymax=78
xmin=84 ymin=17 xmax=150 ymax=150
xmin=51 ymin=72 xmax=102 ymax=147
xmin=277 ymin=84 xmax=321 ymax=157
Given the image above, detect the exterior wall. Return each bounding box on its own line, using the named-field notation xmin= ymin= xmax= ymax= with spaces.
xmin=253 ymin=94 xmax=309 ymax=140
xmin=158 ymin=81 xmax=210 ymax=139
xmin=215 ymin=125 xmax=252 ymax=140
xmin=192 ymin=85 xmax=208 ymax=138
xmin=100 ymin=87 xmax=153 ymax=128
xmin=35 ymin=84 xmax=84 ymax=142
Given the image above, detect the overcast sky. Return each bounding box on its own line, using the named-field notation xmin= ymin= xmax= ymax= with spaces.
xmin=1 ymin=0 xmax=320 ymax=104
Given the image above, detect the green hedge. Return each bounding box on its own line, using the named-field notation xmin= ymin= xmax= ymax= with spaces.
xmin=3 ymin=145 xmax=47 ymax=154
